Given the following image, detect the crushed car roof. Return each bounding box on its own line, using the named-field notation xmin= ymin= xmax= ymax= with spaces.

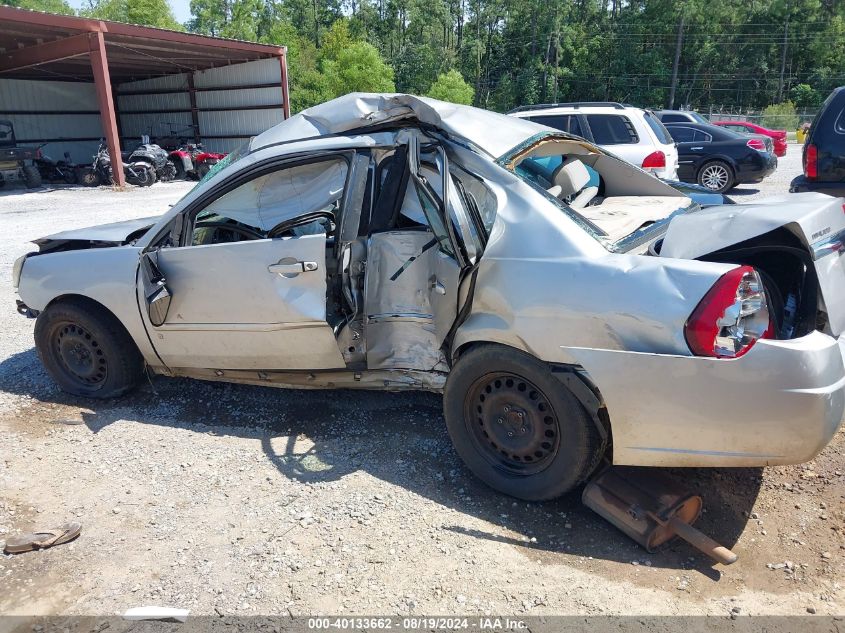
xmin=250 ymin=93 xmax=545 ymax=159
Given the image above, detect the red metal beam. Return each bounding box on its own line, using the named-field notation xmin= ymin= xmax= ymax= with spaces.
xmin=0 ymin=32 xmax=94 ymax=74
xmin=279 ymin=50 xmax=290 ymax=119
xmin=187 ymin=73 xmax=201 ymax=144
xmin=89 ymin=30 xmax=124 ymax=187
xmin=0 ymin=6 xmax=285 ymax=57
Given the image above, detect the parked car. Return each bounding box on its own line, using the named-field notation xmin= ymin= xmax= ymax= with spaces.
xmin=655 ymin=109 xmax=710 ymax=124
xmin=712 ymin=120 xmax=787 ymax=157
xmin=664 ymin=121 xmax=777 ymax=193
xmin=508 ymin=102 xmax=679 ymax=180
xmin=14 ymin=94 xmax=845 ymax=502
xmin=790 ymin=87 xmax=845 ymax=196
xmin=0 ymin=120 xmax=41 ymax=188
xmin=658 ymin=110 xmax=776 ymax=155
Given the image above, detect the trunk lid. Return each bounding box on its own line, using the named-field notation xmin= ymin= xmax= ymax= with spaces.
xmin=660 ymin=192 xmax=845 ymax=335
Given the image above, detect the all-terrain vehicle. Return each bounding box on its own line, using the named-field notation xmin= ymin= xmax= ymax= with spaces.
xmin=0 ymin=120 xmax=42 ymax=188
xmin=168 ymin=142 xmax=226 ymax=180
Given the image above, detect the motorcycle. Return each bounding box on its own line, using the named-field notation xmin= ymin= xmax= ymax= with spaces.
xmin=168 ymin=142 xmax=226 ymax=180
xmin=34 ymin=145 xmax=77 ymax=184
xmin=129 ymin=142 xmax=176 ymax=182
xmin=77 ymin=141 xmax=155 ymax=187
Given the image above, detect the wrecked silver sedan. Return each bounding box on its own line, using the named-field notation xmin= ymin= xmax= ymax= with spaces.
xmin=13 ymin=94 xmax=845 ymax=501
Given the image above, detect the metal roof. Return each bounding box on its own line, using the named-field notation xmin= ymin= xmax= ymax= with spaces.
xmin=0 ymin=5 xmax=285 ymax=82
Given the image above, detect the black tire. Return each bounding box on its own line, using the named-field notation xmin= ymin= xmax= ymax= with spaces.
xmin=127 ymin=166 xmax=155 ymax=187
xmin=159 ymin=161 xmax=177 ymax=182
xmin=22 ymin=164 xmax=42 ymax=188
xmin=78 ymin=168 xmax=101 ymax=187
xmin=697 ymin=160 xmax=734 ymax=194
xmin=34 ymin=298 xmax=144 ymax=398
xmin=170 ymin=158 xmax=186 ymax=180
xmin=444 ymin=344 xmax=606 ymax=501
xmin=195 ymin=159 xmax=216 ymax=180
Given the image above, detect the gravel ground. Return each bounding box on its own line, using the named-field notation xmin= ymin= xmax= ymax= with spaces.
xmin=0 ymin=149 xmax=843 ymax=620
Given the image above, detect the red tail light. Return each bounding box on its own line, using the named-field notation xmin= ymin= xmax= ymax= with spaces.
xmin=685 ymin=266 xmax=772 ymax=359
xmin=805 ymin=143 xmax=818 ymax=179
xmin=746 ymin=138 xmax=766 ymax=152
xmin=641 ymin=150 xmax=666 ymax=170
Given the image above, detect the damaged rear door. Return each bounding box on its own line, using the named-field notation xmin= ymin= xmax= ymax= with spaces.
xmin=364 ymin=138 xmax=476 ymax=371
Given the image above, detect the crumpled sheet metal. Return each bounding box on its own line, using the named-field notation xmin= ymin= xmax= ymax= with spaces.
xmin=250 ymin=93 xmax=544 ymax=160
xmin=365 ymin=230 xmax=448 ymax=372
xmin=660 ymin=192 xmax=840 ymax=260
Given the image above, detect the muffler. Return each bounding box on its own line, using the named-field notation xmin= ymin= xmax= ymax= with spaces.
xmin=582 ymin=466 xmax=737 ymax=565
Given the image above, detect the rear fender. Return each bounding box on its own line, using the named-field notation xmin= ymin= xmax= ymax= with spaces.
xmin=567 ymin=331 xmax=845 ymax=467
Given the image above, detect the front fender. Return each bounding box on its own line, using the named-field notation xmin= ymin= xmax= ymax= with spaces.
xmin=17 ymin=247 xmax=159 ymax=364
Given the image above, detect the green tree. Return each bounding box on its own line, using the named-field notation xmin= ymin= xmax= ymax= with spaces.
xmin=761 ymin=101 xmax=799 ymax=130
xmin=426 ymin=69 xmax=474 ymax=104
xmin=82 ymin=0 xmax=183 ymax=30
xmin=322 ymin=41 xmax=395 ymax=96
xmin=790 ymin=84 xmax=821 ymax=108
xmin=8 ymin=0 xmax=75 ymax=16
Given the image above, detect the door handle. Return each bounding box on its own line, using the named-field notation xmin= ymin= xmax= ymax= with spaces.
xmin=430 ymin=278 xmax=446 ymax=295
xmin=691 ymin=146 xmax=703 ymax=150
xmin=268 ymin=260 xmax=318 ymax=275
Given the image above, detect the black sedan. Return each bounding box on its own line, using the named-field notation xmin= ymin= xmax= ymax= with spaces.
xmin=664 ymin=122 xmax=778 ymax=193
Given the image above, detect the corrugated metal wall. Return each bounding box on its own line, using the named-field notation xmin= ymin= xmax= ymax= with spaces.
xmin=0 ymin=57 xmax=285 ymax=164
xmin=0 ymin=78 xmax=102 ymax=163
xmin=117 ymin=58 xmax=285 ymax=154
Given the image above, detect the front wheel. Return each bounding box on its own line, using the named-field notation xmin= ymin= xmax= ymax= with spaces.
xmin=443 ymin=344 xmax=606 ymax=501
xmin=697 ymin=160 xmax=734 ymax=193
xmin=34 ymin=298 xmax=144 ymax=398
xmin=22 ymin=165 xmax=42 ymax=188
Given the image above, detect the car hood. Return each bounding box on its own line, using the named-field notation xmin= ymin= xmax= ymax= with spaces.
xmin=32 ymin=215 xmax=160 ymax=253
xmin=250 ymin=93 xmax=545 ymax=159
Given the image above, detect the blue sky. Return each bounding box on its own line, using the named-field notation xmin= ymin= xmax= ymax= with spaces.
xmin=67 ymin=0 xmax=193 ymax=24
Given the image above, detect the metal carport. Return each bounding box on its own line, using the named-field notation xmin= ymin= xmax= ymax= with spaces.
xmin=0 ymin=6 xmax=289 ymax=186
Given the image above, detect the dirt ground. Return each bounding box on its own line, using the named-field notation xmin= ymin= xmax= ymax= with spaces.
xmin=1 ymin=148 xmax=843 ymax=620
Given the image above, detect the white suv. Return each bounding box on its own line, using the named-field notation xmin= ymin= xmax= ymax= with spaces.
xmin=509 ymin=102 xmax=679 ymax=180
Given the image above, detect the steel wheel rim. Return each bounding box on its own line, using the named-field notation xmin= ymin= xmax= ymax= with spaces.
xmin=53 ymin=322 xmax=108 ymax=387
xmin=464 ymin=372 xmax=561 ymax=475
xmin=701 ymin=164 xmax=729 ymax=190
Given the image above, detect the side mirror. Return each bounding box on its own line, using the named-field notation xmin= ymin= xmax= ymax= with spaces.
xmin=140 ymin=252 xmax=171 ymax=327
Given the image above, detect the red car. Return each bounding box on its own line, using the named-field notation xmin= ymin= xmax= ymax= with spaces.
xmin=712 ymin=120 xmax=787 ymax=157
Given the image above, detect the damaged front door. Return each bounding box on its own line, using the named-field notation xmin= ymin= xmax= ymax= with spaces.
xmin=139 ymin=156 xmax=350 ymax=371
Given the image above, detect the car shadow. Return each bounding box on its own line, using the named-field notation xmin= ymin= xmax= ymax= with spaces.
xmin=0 ymin=347 xmax=761 ymax=579
xmin=727 ymin=186 xmax=762 ymax=197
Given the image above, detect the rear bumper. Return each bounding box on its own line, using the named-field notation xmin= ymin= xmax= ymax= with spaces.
xmin=790 ymin=175 xmax=845 ymax=196
xmin=737 ymin=154 xmax=777 ymax=184
xmin=566 ymin=330 xmax=845 ymax=467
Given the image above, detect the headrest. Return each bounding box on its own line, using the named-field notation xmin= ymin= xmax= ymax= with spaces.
xmin=552 ymin=160 xmax=591 ymax=195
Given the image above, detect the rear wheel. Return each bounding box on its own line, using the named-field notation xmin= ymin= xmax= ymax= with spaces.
xmin=22 ymin=165 xmax=42 ymax=188
xmin=127 ymin=166 xmax=155 ymax=187
xmin=34 ymin=298 xmax=144 ymax=398
xmin=77 ymin=168 xmax=101 ymax=187
xmin=444 ymin=344 xmax=606 ymax=501
xmin=697 ymin=160 xmax=734 ymax=193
